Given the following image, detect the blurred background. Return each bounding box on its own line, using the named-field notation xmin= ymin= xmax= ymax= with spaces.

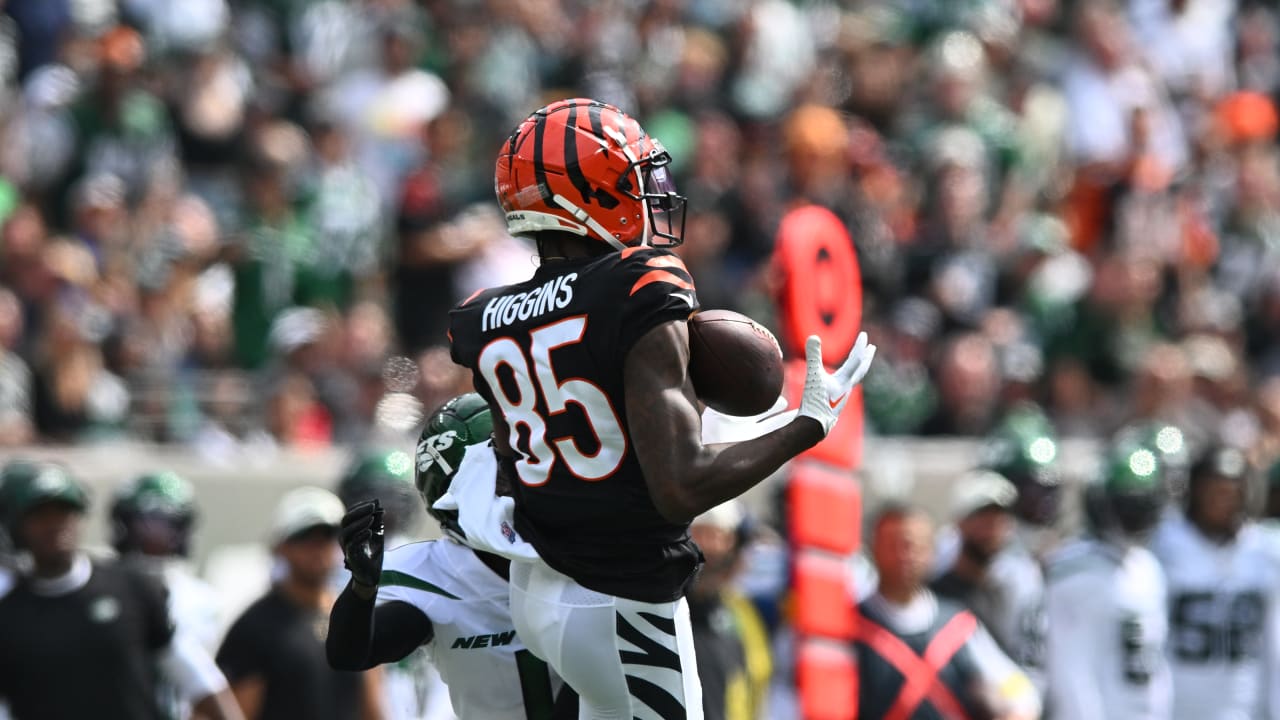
xmin=3 ymin=0 xmax=1280 ymax=716
xmin=5 ymin=0 xmax=1279 ymax=465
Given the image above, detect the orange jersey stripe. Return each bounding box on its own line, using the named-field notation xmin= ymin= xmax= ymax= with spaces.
xmin=630 ymin=269 xmax=695 ymax=296
xmin=644 ymin=255 xmax=688 ymax=271
xmin=620 ymin=246 xmax=647 ymax=260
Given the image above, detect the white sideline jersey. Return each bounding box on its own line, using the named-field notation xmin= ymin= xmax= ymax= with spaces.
xmin=1151 ymin=516 xmax=1280 ymax=720
xmin=163 ymin=561 xmax=223 ymax=652
xmin=158 ymin=560 xmax=226 ymax=720
xmin=1046 ymin=538 xmax=1171 ymax=720
xmin=376 ymin=538 xmax=561 ymax=720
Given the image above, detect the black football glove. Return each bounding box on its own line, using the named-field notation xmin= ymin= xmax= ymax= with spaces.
xmin=339 ymin=499 xmax=385 ymax=589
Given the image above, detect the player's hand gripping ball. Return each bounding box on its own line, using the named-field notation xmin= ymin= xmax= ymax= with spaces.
xmin=688 ymin=309 xmax=785 ymax=416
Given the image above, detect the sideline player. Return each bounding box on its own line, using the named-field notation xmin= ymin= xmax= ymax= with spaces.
xmin=112 ymin=471 xmax=228 ymax=719
xmin=112 ymin=471 xmax=224 ymax=651
xmin=447 ymin=98 xmax=875 ymax=720
xmin=327 ymin=393 xmax=575 ymax=719
xmin=1046 ymin=438 xmax=1171 ymax=720
xmin=1151 ymin=445 xmax=1280 ymax=720
xmin=0 ymin=462 xmax=241 ymax=720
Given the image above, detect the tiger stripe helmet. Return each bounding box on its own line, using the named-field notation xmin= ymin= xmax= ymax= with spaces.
xmin=495 ymin=98 xmax=687 ymax=249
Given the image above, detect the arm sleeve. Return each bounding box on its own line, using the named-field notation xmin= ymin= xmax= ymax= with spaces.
xmin=1046 ymin=573 xmax=1106 ymax=720
xmin=157 ymin=630 xmax=230 ymax=701
xmin=327 ymin=581 xmax=433 ymax=671
xmin=616 ymin=248 xmax=699 ymax=357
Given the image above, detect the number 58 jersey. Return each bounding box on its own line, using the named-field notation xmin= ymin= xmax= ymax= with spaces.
xmin=1151 ymin=515 xmax=1280 ymax=720
xmin=448 ymin=247 xmax=701 ymax=603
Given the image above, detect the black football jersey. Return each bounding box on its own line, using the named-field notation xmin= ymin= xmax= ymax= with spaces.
xmin=449 ymin=246 xmax=701 ymax=602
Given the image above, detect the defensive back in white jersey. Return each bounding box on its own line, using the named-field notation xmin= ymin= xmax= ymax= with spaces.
xmin=1151 ymin=515 xmax=1280 ymax=720
xmin=376 ymin=539 xmax=562 ymax=720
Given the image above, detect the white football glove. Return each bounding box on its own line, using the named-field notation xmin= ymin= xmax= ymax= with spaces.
xmin=798 ymin=332 xmax=877 ymax=436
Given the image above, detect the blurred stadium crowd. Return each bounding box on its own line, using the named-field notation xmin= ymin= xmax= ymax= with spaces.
xmin=0 ymin=0 xmax=1278 ymax=462
xmin=8 ymin=0 xmax=1280 ymax=718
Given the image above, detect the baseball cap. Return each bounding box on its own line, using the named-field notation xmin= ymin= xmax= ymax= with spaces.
xmin=951 ymin=470 xmax=1018 ymax=519
xmin=271 ymin=487 xmax=344 ymax=544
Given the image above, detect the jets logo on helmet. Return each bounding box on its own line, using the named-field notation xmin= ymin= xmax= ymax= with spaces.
xmin=495 ymin=98 xmax=687 ymax=249
xmin=417 ymin=431 xmax=460 ymax=476
xmin=416 ymin=393 xmax=493 ymax=544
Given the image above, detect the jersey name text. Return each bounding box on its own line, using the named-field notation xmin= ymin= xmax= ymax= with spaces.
xmin=482 ymin=274 xmax=578 ymax=331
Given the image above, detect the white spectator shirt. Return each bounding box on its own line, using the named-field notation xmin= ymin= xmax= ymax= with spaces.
xmin=1046 ymin=537 xmax=1171 ymax=720
xmin=1151 ymin=515 xmax=1280 ymax=720
xmin=1129 ymin=0 xmax=1235 ymax=98
xmin=376 ymin=539 xmax=561 ymax=720
xmin=1061 ymin=54 xmax=1188 ymax=173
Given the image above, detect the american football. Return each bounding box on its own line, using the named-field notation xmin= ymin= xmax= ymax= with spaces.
xmin=688 ymin=309 xmax=785 ymax=417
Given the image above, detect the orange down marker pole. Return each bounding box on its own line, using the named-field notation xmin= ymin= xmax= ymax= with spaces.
xmin=773 ymin=204 xmax=863 ymax=720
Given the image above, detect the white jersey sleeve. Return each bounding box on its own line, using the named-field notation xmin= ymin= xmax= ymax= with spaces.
xmin=375 ymin=540 xmax=561 ymax=720
xmin=163 ymin=563 xmax=224 ymax=653
xmin=157 ymin=630 xmax=230 ymax=701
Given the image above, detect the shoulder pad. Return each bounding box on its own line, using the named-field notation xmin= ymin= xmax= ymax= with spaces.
xmin=615 ymin=246 xmax=696 ymax=299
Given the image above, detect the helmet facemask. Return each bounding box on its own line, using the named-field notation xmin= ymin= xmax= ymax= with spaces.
xmin=618 ymin=146 xmax=686 ymax=248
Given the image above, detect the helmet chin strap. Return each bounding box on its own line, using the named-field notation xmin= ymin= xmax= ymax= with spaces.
xmin=552 ymin=194 xmax=628 ymax=250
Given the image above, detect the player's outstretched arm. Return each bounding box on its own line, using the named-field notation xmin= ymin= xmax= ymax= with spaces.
xmin=327 ymin=501 xmax=433 ymax=671
xmin=327 ymin=587 xmax=433 ymax=671
xmin=626 ymin=320 xmax=872 ymax=523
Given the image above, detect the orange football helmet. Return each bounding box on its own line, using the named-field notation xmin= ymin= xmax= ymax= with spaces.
xmin=495 ymin=98 xmax=686 ymax=249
